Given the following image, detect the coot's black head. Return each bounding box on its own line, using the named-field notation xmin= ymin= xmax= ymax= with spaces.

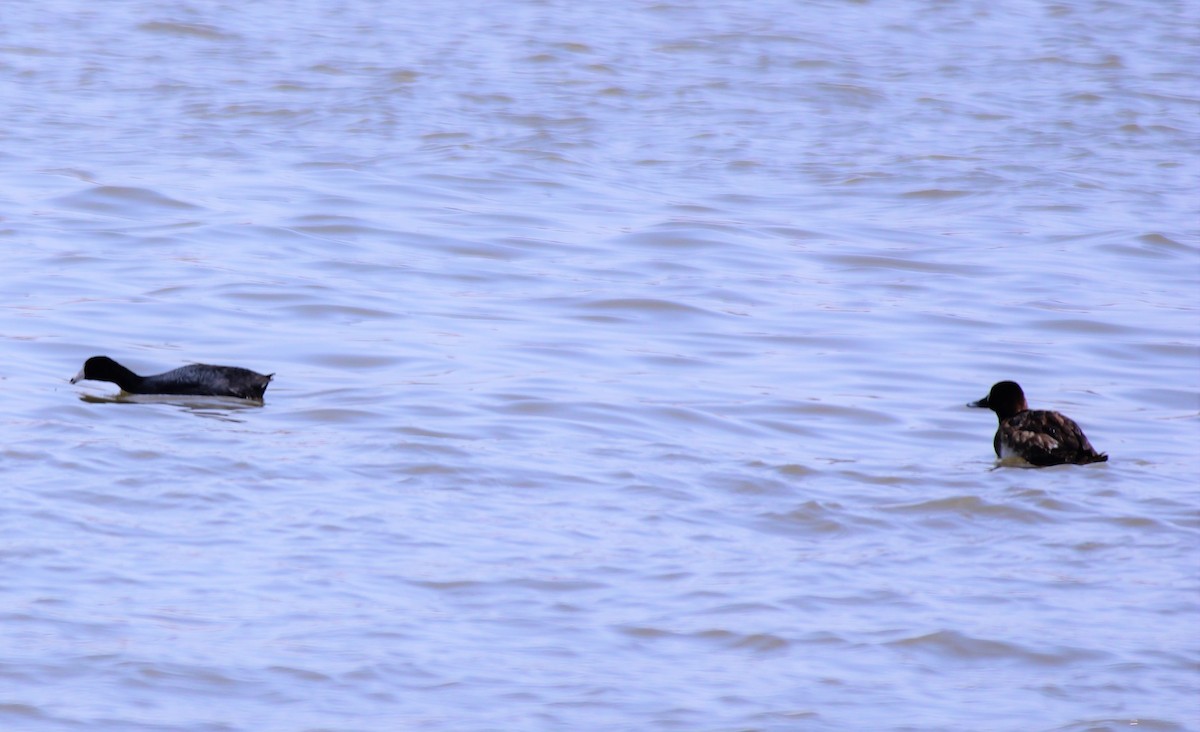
xmin=969 ymin=380 xmax=1028 ymax=420
xmin=70 ymin=356 xmax=138 ymax=388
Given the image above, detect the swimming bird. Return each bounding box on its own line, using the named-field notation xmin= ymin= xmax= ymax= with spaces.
xmin=969 ymin=381 xmax=1107 ymax=466
xmin=71 ymin=356 xmax=274 ymax=400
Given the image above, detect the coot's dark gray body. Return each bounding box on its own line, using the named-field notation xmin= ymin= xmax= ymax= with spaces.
xmin=71 ymin=356 xmax=273 ymax=400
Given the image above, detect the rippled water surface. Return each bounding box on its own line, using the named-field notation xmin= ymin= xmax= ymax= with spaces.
xmin=2 ymin=1 xmax=1198 ymax=730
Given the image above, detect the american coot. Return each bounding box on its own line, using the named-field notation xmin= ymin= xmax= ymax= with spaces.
xmin=969 ymin=380 xmax=1107 ymax=466
xmin=71 ymin=356 xmax=274 ymax=401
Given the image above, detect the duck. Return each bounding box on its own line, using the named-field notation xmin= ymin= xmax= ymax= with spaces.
xmin=71 ymin=356 xmax=274 ymax=401
xmin=969 ymin=380 xmax=1107 ymax=466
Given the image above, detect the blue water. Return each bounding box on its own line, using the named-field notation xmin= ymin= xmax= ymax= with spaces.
xmin=2 ymin=1 xmax=1198 ymax=730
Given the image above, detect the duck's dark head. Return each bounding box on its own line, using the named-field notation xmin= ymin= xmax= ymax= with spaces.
xmin=969 ymin=380 xmax=1028 ymax=420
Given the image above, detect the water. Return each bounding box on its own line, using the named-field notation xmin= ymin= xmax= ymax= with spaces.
xmin=2 ymin=1 xmax=1198 ymax=730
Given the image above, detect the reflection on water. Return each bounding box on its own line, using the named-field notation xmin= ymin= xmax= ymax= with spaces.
xmin=2 ymin=0 xmax=1198 ymax=730
xmin=78 ymin=392 xmax=264 ymax=422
